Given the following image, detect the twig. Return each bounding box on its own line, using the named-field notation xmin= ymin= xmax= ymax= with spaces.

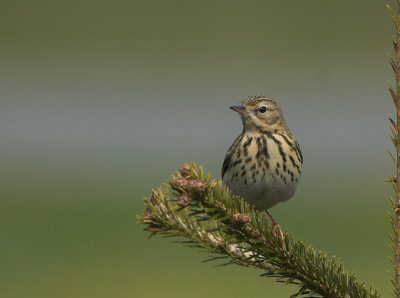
xmin=387 ymin=1 xmax=400 ymax=296
xmin=138 ymin=162 xmax=380 ymax=298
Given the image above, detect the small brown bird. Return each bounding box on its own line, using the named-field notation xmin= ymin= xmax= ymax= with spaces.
xmin=222 ymin=95 xmax=303 ymax=246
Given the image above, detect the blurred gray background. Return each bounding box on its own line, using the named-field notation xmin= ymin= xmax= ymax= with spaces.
xmin=1 ymin=0 xmax=395 ymax=297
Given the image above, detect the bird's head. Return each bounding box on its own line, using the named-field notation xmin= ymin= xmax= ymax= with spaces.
xmin=230 ymin=95 xmax=289 ymax=133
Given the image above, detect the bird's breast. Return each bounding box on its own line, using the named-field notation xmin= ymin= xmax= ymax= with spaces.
xmin=222 ymin=132 xmax=302 ymax=210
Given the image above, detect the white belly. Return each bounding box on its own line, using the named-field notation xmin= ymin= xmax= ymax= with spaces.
xmin=224 ymin=173 xmax=298 ymax=210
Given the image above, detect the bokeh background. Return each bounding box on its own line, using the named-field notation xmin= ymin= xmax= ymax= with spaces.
xmin=1 ymin=0 xmax=396 ymax=297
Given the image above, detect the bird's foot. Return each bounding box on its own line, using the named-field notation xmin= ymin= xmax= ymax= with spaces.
xmin=266 ymin=210 xmax=286 ymax=251
xmin=272 ymin=223 xmax=286 ymax=251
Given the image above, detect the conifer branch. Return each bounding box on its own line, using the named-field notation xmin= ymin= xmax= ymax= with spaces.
xmin=138 ymin=163 xmax=379 ymax=298
xmin=387 ymin=1 xmax=400 ymax=296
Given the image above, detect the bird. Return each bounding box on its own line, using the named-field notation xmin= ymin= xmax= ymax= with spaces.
xmin=221 ymin=95 xmax=303 ymax=248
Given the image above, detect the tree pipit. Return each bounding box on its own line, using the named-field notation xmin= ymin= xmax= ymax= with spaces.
xmin=222 ymin=95 xmax=303 ymax=249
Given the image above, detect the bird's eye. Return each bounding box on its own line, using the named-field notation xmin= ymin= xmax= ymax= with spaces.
xmin=259 ymin=106 xmax=267 ymax=113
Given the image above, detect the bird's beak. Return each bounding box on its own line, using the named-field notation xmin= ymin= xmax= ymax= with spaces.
xmin=230 ymin=105 xmax=247 ymax=115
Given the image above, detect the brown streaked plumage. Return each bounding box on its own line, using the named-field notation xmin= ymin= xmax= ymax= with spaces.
xmin=222 ymin=95 xmax=303 ymax=247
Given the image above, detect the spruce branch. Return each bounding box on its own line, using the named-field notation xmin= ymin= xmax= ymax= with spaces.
xmin=387 ymin=0 xmax=400 ymax=296
xmin=138 ymin=162 xmax=379 ymax=298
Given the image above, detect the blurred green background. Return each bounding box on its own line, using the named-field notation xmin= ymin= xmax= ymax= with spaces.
xmin=0 ymin=0 xmax=396 ymax=297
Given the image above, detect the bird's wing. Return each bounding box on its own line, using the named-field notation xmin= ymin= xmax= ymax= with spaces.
xmin=221 ymin=133 xmax=244 ymax=178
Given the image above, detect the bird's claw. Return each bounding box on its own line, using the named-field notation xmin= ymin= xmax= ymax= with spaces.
xmin=272 ymin=223 xmax=286 ymax=251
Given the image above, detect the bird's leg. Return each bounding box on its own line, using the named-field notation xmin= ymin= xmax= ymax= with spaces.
xmin=266 ymin=210 xmax=286 ymax=251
